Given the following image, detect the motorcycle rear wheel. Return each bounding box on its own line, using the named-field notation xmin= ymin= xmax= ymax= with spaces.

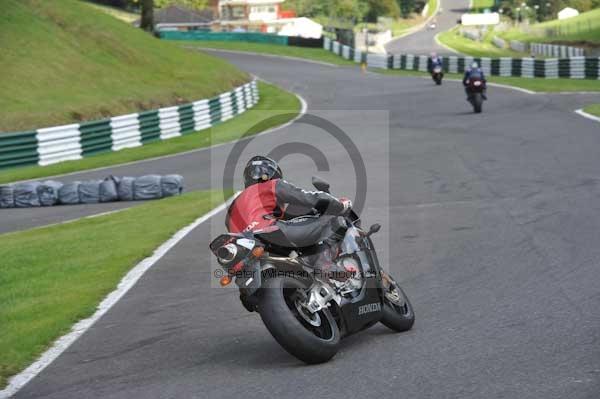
xmin=258 ymin=277 xmax=340 ymax=364
xmin=380 ymin=273 xmax=415 ymax=332
xmin=473 ymin=93 xmax=483 ymax=113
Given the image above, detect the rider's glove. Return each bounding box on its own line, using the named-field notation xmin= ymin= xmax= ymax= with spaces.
xmin=339 ymin=197 xmax=352 ymax=214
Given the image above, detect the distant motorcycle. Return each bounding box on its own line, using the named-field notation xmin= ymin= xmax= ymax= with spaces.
xmin=209 ymin=177 xmax=415 ymax=364
xmin=431 ymin=66 xmax=443 ymax=85
xmin=465 ymin=77 xmax=485 ymax=113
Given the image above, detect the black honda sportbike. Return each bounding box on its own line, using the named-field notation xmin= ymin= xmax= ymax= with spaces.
xmin=432 ymin=65 xmax=444 ymax=85
xmin=466 ymin=77 xmax=485 ymax=113
xmin=209 ymin=177 xmax=414 ymax=364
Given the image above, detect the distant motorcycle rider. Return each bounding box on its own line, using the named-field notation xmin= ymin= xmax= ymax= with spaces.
xmin=427 ymin=52 xmax=444 ymax=73
xmin=463 ymin=61 xmax=487 ymax=99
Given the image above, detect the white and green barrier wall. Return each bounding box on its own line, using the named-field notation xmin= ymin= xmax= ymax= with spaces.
xmin=159 ymin=31 xmax=324 ymax=48
xmin=323 ymin=38 xmax=600 ymax=79
xmin=0 ymin=80 xmax=259 ymax=169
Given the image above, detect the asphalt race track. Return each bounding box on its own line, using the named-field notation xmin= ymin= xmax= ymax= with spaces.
xmin=8 ymin=51 xmax=600 ymax=398
xmin=385 ymin=0 xmax=468 ymax=55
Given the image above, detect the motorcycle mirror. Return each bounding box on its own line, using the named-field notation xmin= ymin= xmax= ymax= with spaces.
xmin=367 ymin=223 xmax=381 ymax=237
xmin=312 ymin=176 xmax=330 ymax=193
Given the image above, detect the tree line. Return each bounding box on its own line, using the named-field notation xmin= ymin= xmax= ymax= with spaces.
xmin=493 ymin=0 xmax=599 ymax=22
xmin=90 ymin=0 xmax=429 ymax=29
xmin=282 ymin=0 xmax=427 ymax=22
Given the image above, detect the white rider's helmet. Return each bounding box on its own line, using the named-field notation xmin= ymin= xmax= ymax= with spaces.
xmin=471 ymin=61 xmax=479 ymax=69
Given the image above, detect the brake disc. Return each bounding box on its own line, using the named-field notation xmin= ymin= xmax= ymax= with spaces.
xmin=295 ymin=299 xmax=322 ymax=327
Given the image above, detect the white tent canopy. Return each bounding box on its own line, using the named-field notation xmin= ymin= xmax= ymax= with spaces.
xmin=558 ymin=7 xmax=579 ymax=20
xmin=461 ymin=12 xmax=500 ymax=26
xmin=277 ymin=17 xmax=322 ymax=38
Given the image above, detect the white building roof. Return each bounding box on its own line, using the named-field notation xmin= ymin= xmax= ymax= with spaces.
xmin=219 ymin=0 xmax=284 ymax=5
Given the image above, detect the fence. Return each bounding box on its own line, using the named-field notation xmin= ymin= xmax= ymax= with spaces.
xmin=323 ymin=37 xmax=600 ymax=80
xmin=0 ymin=80 xmax=259 ymax=169
xmin=158 ymin=31 xmax=324 ymax=48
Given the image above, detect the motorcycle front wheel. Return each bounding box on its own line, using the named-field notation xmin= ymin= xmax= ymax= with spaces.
xmin=258 ymin=277 xmax=340 ymax=364
xmin=380 ymin=272 xmax=415 ymax=332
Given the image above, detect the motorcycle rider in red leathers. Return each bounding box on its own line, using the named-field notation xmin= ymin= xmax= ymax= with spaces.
xmin=225 ymin=156 xmax=354 ymax=278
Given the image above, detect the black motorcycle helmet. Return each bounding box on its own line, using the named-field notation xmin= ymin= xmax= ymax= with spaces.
xmin=243 ymin=155 xmax=282 ymax=188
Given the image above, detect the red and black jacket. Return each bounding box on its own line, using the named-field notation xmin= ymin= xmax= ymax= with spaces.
xmin=225 ymin=179 xmax=345 ymax=233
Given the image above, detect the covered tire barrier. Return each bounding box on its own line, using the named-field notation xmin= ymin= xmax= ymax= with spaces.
xmin=0 ymin=174 xmax=184 ymax=208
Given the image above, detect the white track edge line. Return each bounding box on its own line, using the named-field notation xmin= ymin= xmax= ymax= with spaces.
xmin=575 ymin=109 xmax=600 ymax=123
xmin=434 ymin=32 xmax=461 ymax=55
xmin=0 ymin=194 xmax=238 ymax=399
xmin=13 ymin=88 xmax=308 ymax=184
xmin=386 ymin=0 xmax=441 ymax=45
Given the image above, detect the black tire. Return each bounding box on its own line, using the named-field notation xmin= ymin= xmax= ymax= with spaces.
xmin=473 ymin=93 xmax=483 ymax=113
xmin=258 ymin=277 xmax=340 ymax=364
xmin=436 ymin=79 xmax=442 ymax=85
xmin=380 ymin=274 xmax=415 ymax=332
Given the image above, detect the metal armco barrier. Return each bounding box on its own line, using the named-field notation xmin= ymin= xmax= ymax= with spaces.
xmin=0 ymin=80 xmax=259 ymax=169
xmin=510 ymin=40 xmax=528 ymax=53
xmin=323 ymin=39 xmax=600 ymax=80
xmin=492 ymin=36 xmax=506 ymax=49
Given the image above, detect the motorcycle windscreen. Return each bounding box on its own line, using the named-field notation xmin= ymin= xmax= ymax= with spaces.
xmin=341 ymin=227 xmax=361 ymax=254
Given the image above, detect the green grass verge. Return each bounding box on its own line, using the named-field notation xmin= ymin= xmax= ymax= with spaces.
xmin=181 ymin=41 xmax=357 ymax=66
xmin=471 ymin=0 xmax=494 ymax=12
xmin=372 ymin=68 xmax=600 ymax=92
xmin=0 ymin=189 xmax=228 ymax=389
xmin=386 ymin=0 xmax=438 ymax=37
xmin=498 ymin=9 xmax=600 ymax=45
xmin=1 ymin=0 xmax=248 ymax=132
xmin=0 ymin=82 xmax=300 ymax=184
xmin=389 ymin=15 xmax=425 ymax=37
xmin=427 ymin=0 xmax=438 ymax=17
xmin=583 ymin=104 xmax=600 ymax=117
xmin=437 ymin=27 xmax=527 ymax=57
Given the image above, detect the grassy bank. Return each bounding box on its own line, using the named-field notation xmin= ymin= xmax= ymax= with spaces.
xmin=583 ymin=104 xmax=600 ymax=117
xmin=372 ymin=68 xmax=600 ymax=92
xmin=361 ymin=0 xmax=439 ymax=37
xmin=437 ymin=27 xmax=526 ymax=57
xmin=471 ymin=0 xmax=494 ymax=12
xmin=87 ymin=2 xmax=139 ymax=23
xmin=182 ymin=41 xmax=356 ymax=66
xmin=0 ymin=82 xmax=300 ymax=184
xmin=1 ymin=0 xmax=248 ymax=132
xmin=0 ymin=190 xmax=228 ymax=389
xmin=498 ymin=9 xmax=600 ymax=46
xmin=426 ymin=0 xmax=438 ymax=17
